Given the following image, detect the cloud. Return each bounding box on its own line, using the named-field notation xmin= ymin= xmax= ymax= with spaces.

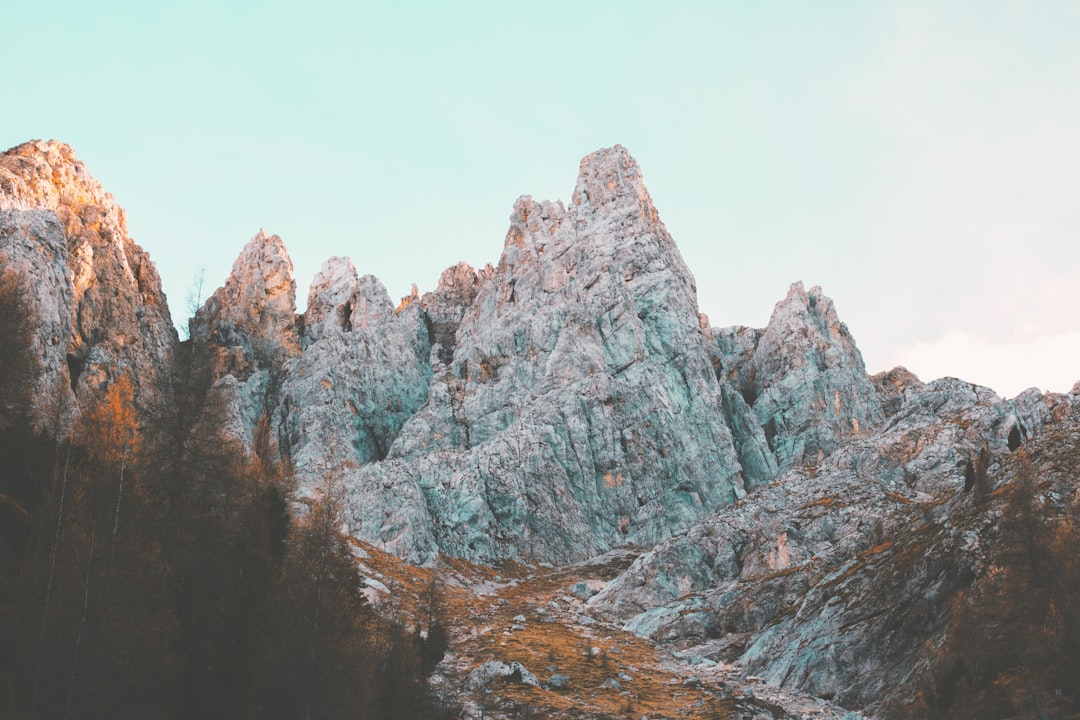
xmin=890 ymin=328 xmax=1080 ymax=398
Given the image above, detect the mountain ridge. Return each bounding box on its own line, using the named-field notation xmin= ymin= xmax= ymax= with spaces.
xmin=2 ymin=138 xmax=1077 ymax=719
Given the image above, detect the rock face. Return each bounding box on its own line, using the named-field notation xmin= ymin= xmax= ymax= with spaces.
xmin=712 ymin=282 xmax=885 ymax=473
xmin=420 ymin=261 xmax=486 ymax=364
xmin=180 ymin=145 xmax=894 ymax=569
xmin=6 ymin=138 xmax=1080 ymax=719
xmin=190 ymin=229 xmax=299 ymax=378
xmin=871 ymin=365 xmax=924 ymax=418
xmin=278 ymin=256 xmax=432 ymax=499
xmin=0 ymin=140 xmax=175 ymax=431
xmin=346 ymin=146 xmax=746 ymax=564
xmin=590 ymin=377 xmax=1076 ymax=716
xmin=188 ymin=230 xmax=300 ymax=451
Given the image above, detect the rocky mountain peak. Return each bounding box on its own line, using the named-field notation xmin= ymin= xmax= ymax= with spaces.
xmin=0 ymin=140 xmax=175 ymax=431
xmin=302 ymin=256 xmax=398 ymax=345
xmin=5 ymin=139 xmax=1080 ymax=719
xmin=303 ymin=256 xmax=358 ymax=331
xmin=281 ymin=257 xmax=432 ymax=500
xmin=779 ymin=281 xmax=842 ymax=333
xmin=342 ymin=144 xmax=744 ymax=565
xmin=571 ymin=144 xmax=659 ymax=225
xmin=0 ymin=140 xmax=121 ymax=234
xmin=420 ymin=261 xmax=483 ymax=364
xmin=190 ymin=229 xmax=299 ymax=376
xmin=712 ymin=281 xmax=885 ymax=472
xmin=871 ymin=365 xmax=925 ymax=417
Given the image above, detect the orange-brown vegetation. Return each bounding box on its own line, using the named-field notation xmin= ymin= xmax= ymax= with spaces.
xmin=0 ymin=346 xmax=443 ymax=719
xmin=928 ymin=463 xmax=1080 ymax=720
xmin=357 ymin=544 xmax=742 ymax=718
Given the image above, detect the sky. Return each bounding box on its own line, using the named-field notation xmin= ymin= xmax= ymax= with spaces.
xmin=4 ymin=1 xmax=1079 ymax=398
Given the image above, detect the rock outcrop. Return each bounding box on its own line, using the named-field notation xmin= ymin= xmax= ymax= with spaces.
xmin=0 ymin=140 xmax=175 ymax=431
xmin=712 ymin=282 xmax=885 ymax=473
xmin=590 ymin=377 xmax=1076 ymax=716
xmin=189 ymin=229 xmax=299 ymax=378
xmin=732 ymin=394 xmax=1079 ymax=718
xmin=420 ymin=261 xmax=487 ymax=364
xmin=187 ymin=230 xmax=300 ymax=451
xmin=278 ymin=257 xmax=432 ymax=499
xmin=178 ymin=146 xmax=894 ymax=569
xmin=345 ymin=146 xmax=746 ymax=564
xmin=871 ymin=365 xmax=924 ymax=418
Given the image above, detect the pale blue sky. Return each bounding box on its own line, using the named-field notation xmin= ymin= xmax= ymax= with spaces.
xmin=5 ymin=1 xmax=1079 ymax=396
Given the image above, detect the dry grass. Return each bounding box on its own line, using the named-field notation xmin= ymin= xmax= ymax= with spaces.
xmin=352 ymin=543 xmax=742 ymax=718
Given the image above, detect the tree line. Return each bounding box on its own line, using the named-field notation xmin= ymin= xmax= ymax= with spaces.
xmin=0 ymin=270 xmax=448 ymax=720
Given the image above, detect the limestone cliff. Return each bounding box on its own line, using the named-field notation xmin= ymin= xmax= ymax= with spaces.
xmin=0 ymin=140 xmax=175 ymax=431
xmin=180 ymin=146 xmax=894 ymax=568
xmin=278 ymin=256 xmax=432 ymax=499
xmin=187 ymin=230 xmax=299 ymax=452
xmin=590 ymin=377 xmax=1075 ymax=716
xmin=712 ymin=282 xmax=885 ymax=473
xmin=420 ymin=261 xmax=487 ymax=364
xmin=345 ymin=146 xmax=746 ymax=564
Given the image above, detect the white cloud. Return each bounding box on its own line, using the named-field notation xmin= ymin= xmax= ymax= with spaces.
xmin=890 ymin=329 xmax=1080 ymax=398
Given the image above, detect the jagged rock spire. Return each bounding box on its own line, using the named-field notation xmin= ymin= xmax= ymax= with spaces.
xmin=420 ymin=261 xmax=484 ymax=364
xmin=279 ymin=253 xmax=432 ymax=500
xmin=715 ymin=281 xmax=885 ymax=471
xmin=190 ymin=229 xmax=299 ymax=377
xmin=572 ymin=144 xmax=660 ymax=224
xmin=350 ymin=144 xmax=743 ymax=564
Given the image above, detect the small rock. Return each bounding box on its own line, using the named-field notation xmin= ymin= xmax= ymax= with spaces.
xmin=466 ymin=661 xmax=539 ymax=690
xmin=546 ymin=674 xmax=569 ymax=690
xmin=568 ymin=582 xmax=596 ymax=601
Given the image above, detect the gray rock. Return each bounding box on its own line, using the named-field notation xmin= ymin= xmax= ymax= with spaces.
xmin=595 ymin=377 xmax=1076 ymax=715
xmin=9 ymin=138 xmax=1080 ymax=720
xmin=279 ymin=256 xmax=431 ymax=499
xmin=188 ymin=230 xmax=299 ymax=457
xmin=870 ymin=366 xmax=924 ymax=418
xmin=350 ymin=145 xmax=745 ymax=564
xmin=466 ymin=661 xmax=539 ymax=690
xmin=545 ymin=673 xmax=569 ymax=690
xmin=0 ymin=140 xmax=176 ymax=432
xmin=672 ymin=652 xmax=716 ymax=667
xmin=420 ymin=261 xmax=485 ymax=364
xmin=714 ymin=282 xmax=885 ymax=473
xmin=568 ymin=582 xmax=596 ymax=601
xmin=595 ymin=377 xmax=1066 ymax=624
